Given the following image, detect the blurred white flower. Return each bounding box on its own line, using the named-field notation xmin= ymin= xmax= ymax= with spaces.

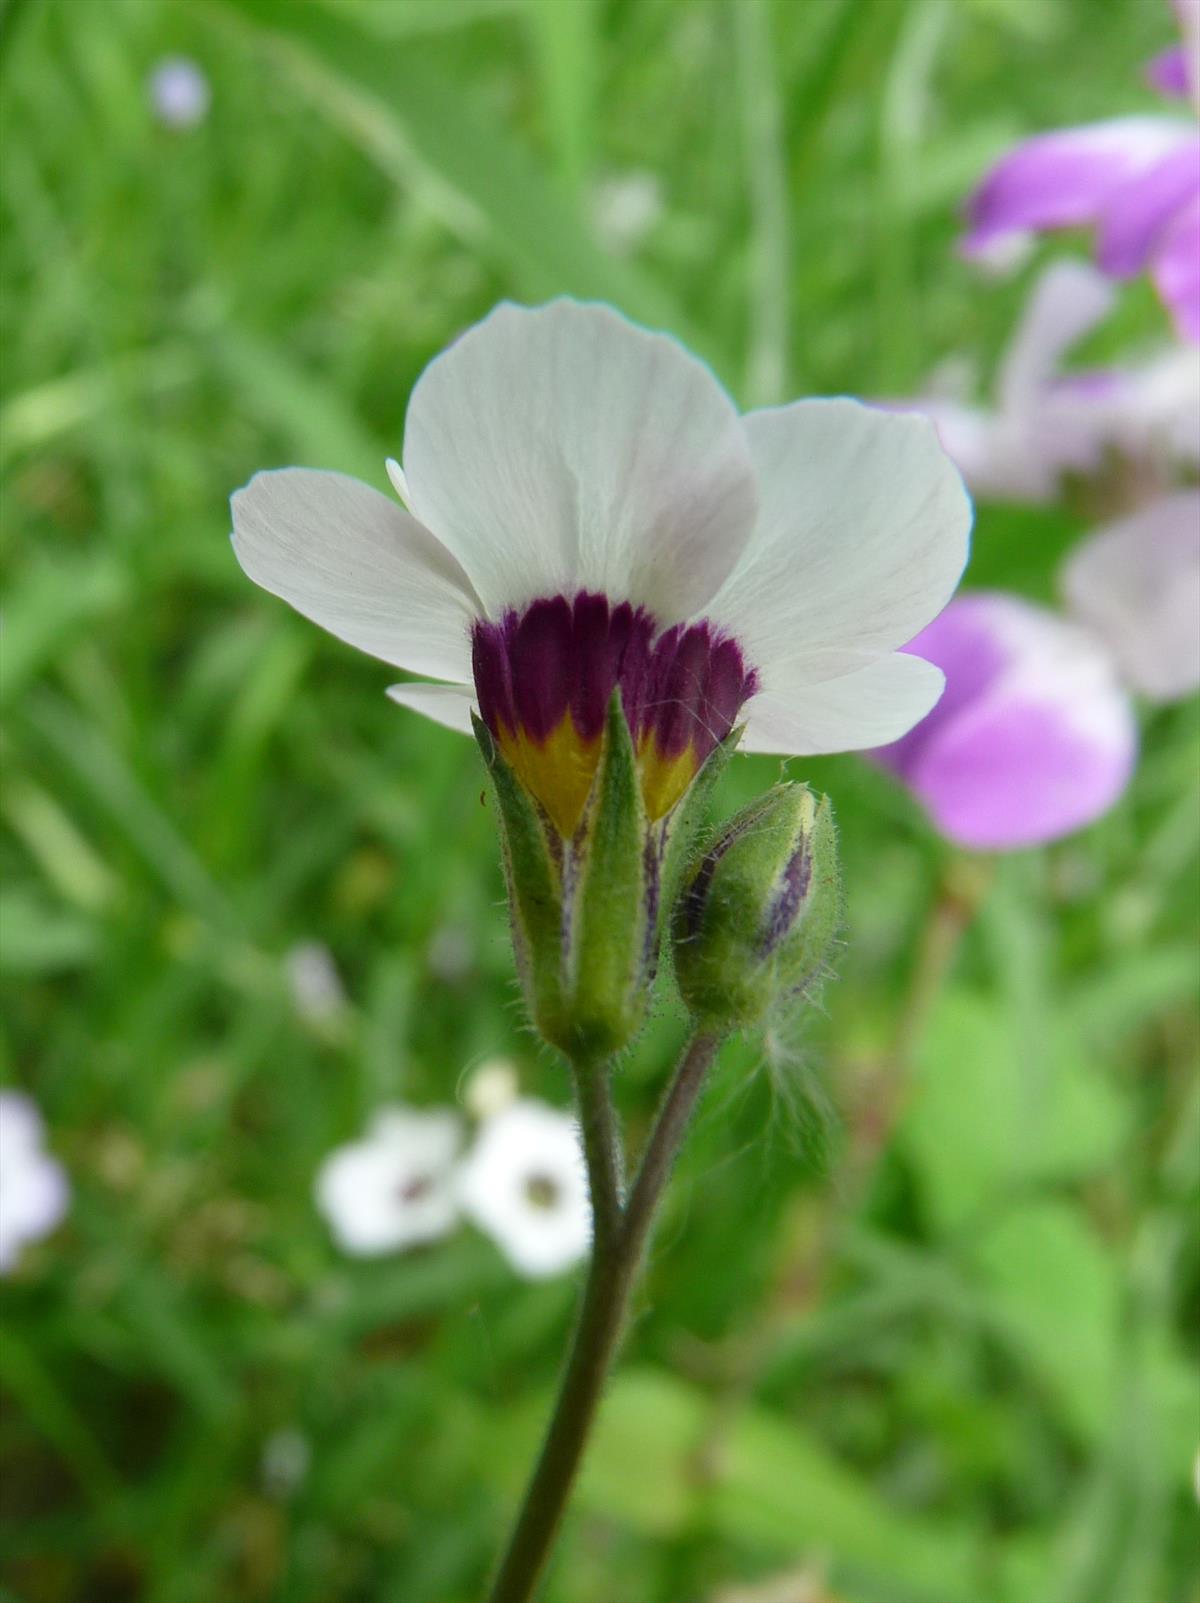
xmin=457 ymin=1100 xmax=591 ymax=1280
xmin=463 ymin=1057 xmax=520 ymax=1121
xmin=592 ymin=171 xmax=664 ymax=254
xmin=315 ymin=1106 xmax=462 ymax=1256
xmin=285 ymin=940 xmax=346 ymax=1024
xmin=0 ymin=1090 xmax=69 ymax=1274
xmin=1061 ymin=490 xmax=1200 ymax=701
xmin=261 ymin=1427 xmax=311 ymax=1499
xmin=148 ymin=56 xmax=211 ymax=131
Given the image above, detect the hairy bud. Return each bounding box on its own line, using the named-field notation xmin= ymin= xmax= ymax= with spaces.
xmin=672 ymin=784 xmax=840 ymax=1030
xmin=474 ymin=693 xmax=655 ymax=1062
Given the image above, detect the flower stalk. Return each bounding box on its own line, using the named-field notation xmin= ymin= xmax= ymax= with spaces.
xmin=485 ymin=1031 xmax=725 ymax=1603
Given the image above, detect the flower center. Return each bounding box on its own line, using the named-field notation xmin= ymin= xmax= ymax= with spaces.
xmin=524 ymin=1173 xmax=560 ymax=1210
xmin=472 ymin=592 xmax=757 ymax=836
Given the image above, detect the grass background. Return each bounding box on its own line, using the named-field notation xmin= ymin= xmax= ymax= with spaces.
xmin=2 ymin=0 xmax=1198 ymax=1599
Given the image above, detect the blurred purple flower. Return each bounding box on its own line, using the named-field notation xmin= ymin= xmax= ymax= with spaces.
xmin=874 ymin=489 xmax=1200 ymax=849
xmin=148 ymin=56 xmax=211 ymax=131
xmin=0 ymin=1091 xmax=69 ymax=1274
xmin=962 ymin=2 xmax=1200 ymax=342
xmin=873 ymin=594 xmax=1137 ymax=850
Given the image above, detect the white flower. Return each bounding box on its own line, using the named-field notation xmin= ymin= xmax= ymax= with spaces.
xmin=0 ymin=1090 xmax=69 ymax=1274
xmin=463 ymin=1057 xmax=520 ymax=1121
xmin=284 ymin=941 xmax=346 ymax=1024
xmin=1061 ymin=490 xmax=1200 ymax=702
xmin=315 ymin=1106 xmax=462 ymax=1256
xmin=457 ymin=1100 xmax=591 ymax=1279
xmin=148 ymin=56 xmax=211 ymax=131
xmin=231 ymin=299 xmax=969 ymax=839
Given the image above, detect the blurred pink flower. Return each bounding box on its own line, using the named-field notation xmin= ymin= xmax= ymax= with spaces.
xmin=0 ymin=1091 xmax=69 ymax=1274
xmin=962 ymin=2 xmax=1200 ymax=342
xmin=874 ymin=491 xmax=1200 ymax=850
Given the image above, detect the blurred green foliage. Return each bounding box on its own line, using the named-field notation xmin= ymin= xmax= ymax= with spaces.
xmin=1 ymin=0 xmax=1197 ymax=1600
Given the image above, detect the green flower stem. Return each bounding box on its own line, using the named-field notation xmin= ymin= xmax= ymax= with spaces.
xmin=571 ymin=1060 xmax=624 ymax=1254
xmin=484 ymin=1030 xmax=725 ymax=1603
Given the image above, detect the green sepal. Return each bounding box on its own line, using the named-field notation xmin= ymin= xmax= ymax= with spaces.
xmin=472 ymin=712 xmax=566 ymax=1035
xmin=565 ymin=690 xmax=652 ymax=1062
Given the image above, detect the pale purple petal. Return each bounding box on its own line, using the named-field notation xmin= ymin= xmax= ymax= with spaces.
xmin=1096 ymin=140 xmax=1200 ymax=276
xmin=1152 ymin=191 xmax=1200 ymax=340
xmin=873 ymin=594 xmax=1137 ymax=850
xmin=963 ymin=119 xmax=1192 ymax=255
xmin=996 ymin=259 xmax=1116 ymax=409
xmin=1147 ymin=46 xmax=1191 ymax=99
xmin=1061 ymin=492 xmax=1200 ymax=701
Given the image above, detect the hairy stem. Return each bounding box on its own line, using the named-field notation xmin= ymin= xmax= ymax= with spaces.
xmin=484 ymin=1030 xmax=723 ymax=1603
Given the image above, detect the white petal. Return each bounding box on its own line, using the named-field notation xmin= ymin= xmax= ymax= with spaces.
xmin=996 ymin=259 xmax=1116 ymax=411
xmin=385 ymin=680 xmax=476 ymax=734
xmin=741 ymin=651 xmax=946 ymax=755
xmin=231 ymin=468 xmax=481 ymax=682
xmin=708 ymin=401 xmax=971 ymax=680
xmin=1060 ymin=491 xmax=1200 ymax=701
xmin=456 ymin=1100 xmax=591 ymax=1280
xmin=401 ymin=300 xmax=758 ymax=622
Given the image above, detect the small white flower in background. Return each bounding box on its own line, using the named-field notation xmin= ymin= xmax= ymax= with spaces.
xmin=0 ymin=1090 xmax=69 ymax=1274
xmin=315 ymin=1106 xmax=462 ymax=1256
xmin=463 ymin=1057 xmax=520 ymax=1121
xmin=592 ymin=171 xmax=664 ymax=254
xmin=285 ymin=941 xmax=347 ymax=1025
xmin=457 ymin=1100 xmax=592 ymax=1280
xmin=261 ymin=1428 xmax=311 ymax=1499
xmin=148 ymin=56 xmax=211 ymax=131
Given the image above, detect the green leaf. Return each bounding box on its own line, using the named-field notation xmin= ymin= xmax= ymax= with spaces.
xmin=901 ymin=990 xmax=1129 ymax=1232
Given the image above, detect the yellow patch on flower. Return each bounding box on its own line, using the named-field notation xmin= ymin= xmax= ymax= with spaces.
xmin=498 ymin=717 xmax=702 ymax=836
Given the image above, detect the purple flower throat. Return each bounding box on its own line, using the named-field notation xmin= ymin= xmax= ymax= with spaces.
xmin=472 ymin=590 xmax=757 ymax=835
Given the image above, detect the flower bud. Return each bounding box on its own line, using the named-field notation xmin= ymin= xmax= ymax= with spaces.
xmin=671 ymin=783 xmax=841 ymax=1030
xmin=475 ymin=693 xmax=655 ymax=1062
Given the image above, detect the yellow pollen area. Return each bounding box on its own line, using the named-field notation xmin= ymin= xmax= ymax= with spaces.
xmin=497 ymin=716 xmax=702 ymax=836
xmin=637 ymin=734 xmax=702 ymax=823
xmin=498 ymin=718 xmax=601 ymax=838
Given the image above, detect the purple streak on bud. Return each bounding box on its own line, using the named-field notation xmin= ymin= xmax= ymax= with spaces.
xmin=760 ymin=839 xmax=813 ymax=958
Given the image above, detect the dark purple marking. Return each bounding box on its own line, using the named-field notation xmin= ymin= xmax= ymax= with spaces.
xmin=471 ymin=591 xmax=757 ymax=765
xmin=760 ymin=839 xmax=813 ymax=956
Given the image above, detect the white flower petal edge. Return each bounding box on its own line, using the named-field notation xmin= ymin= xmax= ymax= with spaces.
xmin=741 ymin=652 xmax=946 ymax=756
xmin=231 ymin=469 xmax=481 ymax=682
xmin=1061 ymin=491 xmax=1200 ymax=702
xmin=386 ymin=681 xmax=476 ymax=734
xmin=401 ymin=300 xmax=760 ymax=624
xmin=708 ymin=400 xmax=972 ymax=683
